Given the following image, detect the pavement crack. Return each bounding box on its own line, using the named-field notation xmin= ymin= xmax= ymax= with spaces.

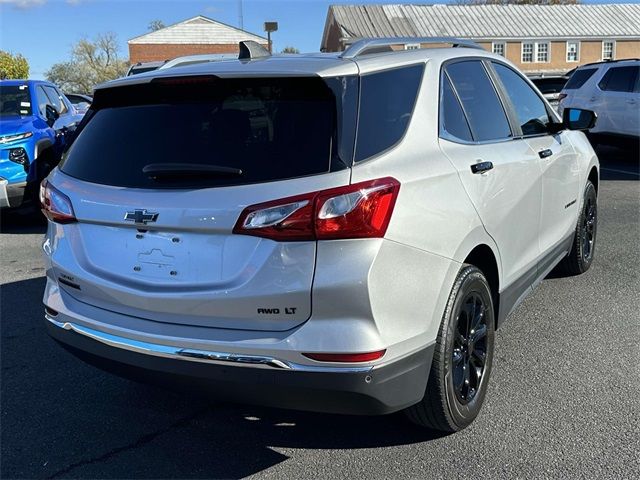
xmin=46 ymin=408 xmax=207 ymax=479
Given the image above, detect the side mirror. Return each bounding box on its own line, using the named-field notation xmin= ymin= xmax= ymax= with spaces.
xmin=563 ymin=108 xmax=597 ymax=131
xmin=45 ymin=104 xmax=60 ymax=127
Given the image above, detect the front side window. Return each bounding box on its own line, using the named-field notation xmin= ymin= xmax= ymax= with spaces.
xmin=35 ymin=86 xmax=52 ymax=117
xmin=566 ymin=42 xmax=579 ymax=62
xmin=445 ymin=60 xmax=511 ymax=142
xmin=598 ymin=66 xmax=639 ymax=93
xmin=492 ymin=42 xmax=505 ymax=57
xmin=43 ymin=85 xmax=68 ymax=114
xmin=61 ymin=76 xmax=356 ymax=189
xmin=0 ymin=84 xmax=32 ymax=117
xmin=354 ymin=64 xmax=424 ymax=162
xmin=602 ymin=41 xmax=615 ymax=61
xmin=493 ymin=63 xmax=551 ymax=136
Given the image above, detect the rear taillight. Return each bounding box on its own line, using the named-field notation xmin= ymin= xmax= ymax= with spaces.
xmin=40 ymin=180 xmax=76 ymax=224
xmin=558 ymin=93 xmax=567 ymax=102
xmin=233 ymin=177 xmax=400 ymax=241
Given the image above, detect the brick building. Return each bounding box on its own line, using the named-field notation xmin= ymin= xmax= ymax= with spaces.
xmin=128 ymin=16 xmax=268 ymax=64
xmin=321 ymin=4 xmax=640 ymax=75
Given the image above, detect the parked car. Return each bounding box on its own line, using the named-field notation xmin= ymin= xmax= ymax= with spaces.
xmin=0 ymin=80 xmax=82 ymax=209
xmin=126 ymin=61 xmax=166 ymax=76
xmin=530 ymin=75 xmax=569 ymax=108
xmin=64 ymin=93 xmax=92 ymax=115
xmin=158 ymin=53 xmax=237 ymax=70
xmin=42 ymin=39 xmax=599 ymax=432
xmin=558 ymin=59 xmax=639 ymax=150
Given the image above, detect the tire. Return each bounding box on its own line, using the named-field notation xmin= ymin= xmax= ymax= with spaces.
xmin=557 ymin=181 xmax=597 ymax=276
xmin=405 ymin=265 xmax=495 ymax=432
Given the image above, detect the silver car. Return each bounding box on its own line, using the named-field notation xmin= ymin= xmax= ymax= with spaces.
xmin=42 ymin=39 xmax=600 ymax=432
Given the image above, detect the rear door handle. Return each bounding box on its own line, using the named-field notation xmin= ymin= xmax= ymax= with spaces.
xmin=539 ymin=149 xmax=553 ymax=159
xmin=471 ymin=161 xmax=494 ymax=174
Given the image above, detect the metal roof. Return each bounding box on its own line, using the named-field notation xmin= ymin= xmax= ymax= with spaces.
xmin=323 ymin=3 xmax=640 ymax=47
xmin=129 ymin=15 xmax=267 ymax=45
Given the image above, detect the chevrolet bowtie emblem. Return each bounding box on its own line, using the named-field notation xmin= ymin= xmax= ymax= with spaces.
xmin=124 ymin=209 xmax=158 ymax=225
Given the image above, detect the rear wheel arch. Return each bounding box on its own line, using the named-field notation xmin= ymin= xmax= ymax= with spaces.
xmin=463 ymin=245 xmax=500 ymax=328
xmin=588 ymin=165 xmax=599 ymax=196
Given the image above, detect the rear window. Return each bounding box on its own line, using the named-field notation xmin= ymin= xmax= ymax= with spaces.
xmin=531 ymin=77 xmax=567 ymax=94
xmin=60 ymin=76 xmax=356 ymax=189
xmin=564 ymin=68 xmax=598 ymax=89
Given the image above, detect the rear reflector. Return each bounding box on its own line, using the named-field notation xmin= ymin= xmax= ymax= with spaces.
xmin=233 ymin=177 xmax=400 ymax=241
xmin=303 ymin=350 xmax=386 ymax=363
xmin=40 ymin=180 xmax=76 ymax=224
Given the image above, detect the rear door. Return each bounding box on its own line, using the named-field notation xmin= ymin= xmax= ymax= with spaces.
xmin=596 ymin=65 xmax=640 ymax=136
xmin=438 ymin=59 xmax=542 ymax=289
xmin=490 ymin=62 xmax=580 ymax=257
xmin=51 ymin=75 xmax=356 ymax=331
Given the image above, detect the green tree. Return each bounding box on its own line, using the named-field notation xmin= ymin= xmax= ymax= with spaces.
xmin=0 ymin=51 xmax=29 ymax=79
xmin=45 ymin=33 xmax=128 ymax=93
xmin=148 ymin=19 xmax=166 ymax=31
xmin=281 ymin=46 xmax=300 ymax=54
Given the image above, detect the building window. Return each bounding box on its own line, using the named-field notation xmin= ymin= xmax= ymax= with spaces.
xmin=492 ymin=42 xmax=505 ymax=57
xmin=522 ymin=41 xmax=549 ymax=63
xmin=522 ymin=42 xmax=534 ymax=63
xmin=602 ymin=41 xmax=615 ymax=61
xmin=566 ymin=41 xmax=579 ymax=62
xmin=405 ymin=43 xmax=420 ymax=51
xmin=536 ymin=42 xmax=549 ymax=63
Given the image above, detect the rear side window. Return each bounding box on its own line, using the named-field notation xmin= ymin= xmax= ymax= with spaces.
xmin=445 ymin=61 xmax=511 ymax=142
xmin=493 ymin=63 xmax=550 ymax=136
xmin=564 ymin=68 xmax=597 ymax=89
xmin=440 ymin=74 xmax=473 ymax=142
xmin=60 ymin=77 xmax=356 ymax=189
xmin=598 ymin=66 xmax=639 ymax=92
xmin=355 ymin=64 xmax=424 ymax=162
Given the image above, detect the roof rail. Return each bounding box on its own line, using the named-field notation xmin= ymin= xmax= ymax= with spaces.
xmin=238 ymin=40 xmax=271 ymax=60
xmin=340 ymin=37 xmax=483 ymax=59
xmin=581 ymin=58 xmax=640 ymax=67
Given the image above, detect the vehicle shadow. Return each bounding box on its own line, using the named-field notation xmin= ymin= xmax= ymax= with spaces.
xmin=0 ymin=208 xmax=47 ymax=234
xmin=1 ymin=276 xmax=444 ymax=479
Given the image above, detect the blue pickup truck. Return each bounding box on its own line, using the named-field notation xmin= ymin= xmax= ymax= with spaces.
xmin=1 ymin=79 xmax=83 ymax=209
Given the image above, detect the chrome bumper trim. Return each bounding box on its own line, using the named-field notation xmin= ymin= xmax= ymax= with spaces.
xmin=46 ymin=316 xmax=373 ymax=373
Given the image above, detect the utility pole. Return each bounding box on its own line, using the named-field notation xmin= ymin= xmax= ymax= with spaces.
xmin=238 ymin=0 xmax=244 ymax=30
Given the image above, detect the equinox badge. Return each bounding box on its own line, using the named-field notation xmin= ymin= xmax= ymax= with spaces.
xmin=124 ymin=209 xmax=158 ymax=225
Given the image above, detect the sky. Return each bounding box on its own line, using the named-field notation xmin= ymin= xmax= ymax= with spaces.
xmin=0 ymin=0 xmax=635 ymax=80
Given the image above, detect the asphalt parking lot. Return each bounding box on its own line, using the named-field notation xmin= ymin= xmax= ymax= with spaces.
xmin=1 ymin=146 xmax=638 ymax=479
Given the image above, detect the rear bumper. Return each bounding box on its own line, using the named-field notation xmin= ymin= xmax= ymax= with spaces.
xmin=45 ymin=314 xmax=434 ymax=415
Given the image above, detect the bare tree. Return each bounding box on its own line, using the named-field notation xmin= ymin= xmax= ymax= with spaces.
xmin=281 ymin=46 xmax=300 ymax=54
xmin=148 ymin=19 xmax=166 ymax=31
xmin=45 ymin=33 xmax=128 ymax=93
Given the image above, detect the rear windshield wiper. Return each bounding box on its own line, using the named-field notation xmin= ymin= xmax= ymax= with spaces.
xmin=143 ymin=163 xmax=243 ymax=180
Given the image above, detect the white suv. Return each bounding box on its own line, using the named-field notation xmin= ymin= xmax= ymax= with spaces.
xmin=558 ymin=59 xmax=639 ymax=149
xmin=42 ymin=39 xmax=600 ymax=432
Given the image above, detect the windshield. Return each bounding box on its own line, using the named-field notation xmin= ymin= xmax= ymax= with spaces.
xmin=60 ymin=76 xmax=357 ymax=189
xmin=0 ymin=85 xmax=33 ymax=116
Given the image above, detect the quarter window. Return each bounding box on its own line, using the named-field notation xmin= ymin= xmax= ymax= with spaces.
xmin=445 ymin=61 xmax=511 ymax=142
xmin=598 ymin=66 xmax=639 ymax=93
xmin=493 ymin=63 xmax=551 ymax=136
xmin=566 ymin=42 xmax=579 ymax=62
xmin=440 ymin=73 xmax=473 ymax=142
xmin=355 ymin=64 xmax=424 ymax=162
xmin=492 ymin=42 xmax=505 ymax=57
xmin=602 ymin=41 xmax=615 ymax=61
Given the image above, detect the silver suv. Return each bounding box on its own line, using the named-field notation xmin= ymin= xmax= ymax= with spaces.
xmin=42 ymin=39 xmax=600 ymax=432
